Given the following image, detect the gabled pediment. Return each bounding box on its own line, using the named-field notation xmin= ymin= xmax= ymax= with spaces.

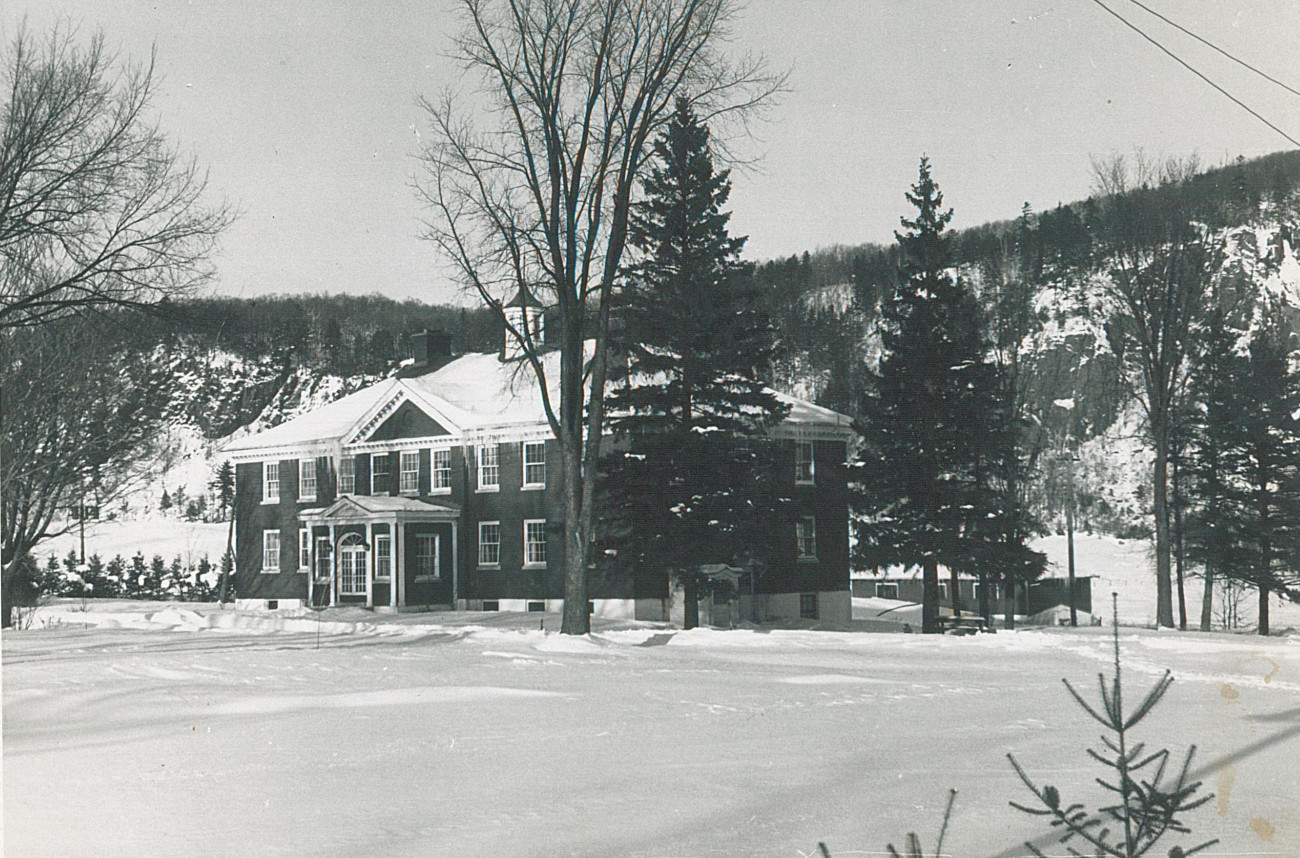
xmin=344 ymin=384 xmax=463 ymax=446
xmin=365 ymin=400 xmax=451 ymax=442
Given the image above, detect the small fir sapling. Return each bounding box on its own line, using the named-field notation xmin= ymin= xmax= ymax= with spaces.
xmin=168 ymin=556 xmax=186 ymax=597
xmin=105 ymin=555 xmax=126 ymax=597
xmin=147 ymin=555 xmax=167 ymax=598
xmin=817 ymin=789 xmax=957 ymax=858
xmin=886 ymin=789 xmax=957 ymax=858
xmin=1007 ymin=594 xmax=1217 ymax=858
xmin=218 ymin=548 xmax=235 ymax=602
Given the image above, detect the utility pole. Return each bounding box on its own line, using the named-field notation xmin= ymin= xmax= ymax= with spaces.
xmin=1055 ymin=397 xmax=1079 ymax=627
xmin=79 ymin=475 xmax=86 ymax=564
xmin=1066 ymin=451 xmax=1078 ymax=627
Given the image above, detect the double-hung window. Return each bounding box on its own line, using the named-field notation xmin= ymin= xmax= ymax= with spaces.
xmin=338 ymin=456 xmax=355 ymax=494
xmin=263 ymin=461 xmax=280 ymax=504
xmin=796 ymin=516 xmax=817 ymax=561
xmin=477 ymin=444 xmax=499 ymax=491
xmin=414 ymin=535 xmax=440 ymax=581
xmin=399 ymin=451 xmax=420 ymax=494
xmin=299 ymin=459 xmax=317 ymax=500
xmin=522 ymin=441 xmax=546 ymax=489
xmin=263 ymin=530 xmax=281 ymax=572
xmin=432 ymin=449 xmax=452 ymax=491
xmin=315 ymin=537 xmax=333 ymax=581
xmin=371 ymin=453 xmax=390 ymax=495
xmin=374 ymin=534 xmax=392 ymax=581
xmin=478 ymin=521 xmax=501 ymax=567
xmin=524 ymin=519 xmax=547 ymax=567
xmin=795 ymin=441 xmax=815 ymax=485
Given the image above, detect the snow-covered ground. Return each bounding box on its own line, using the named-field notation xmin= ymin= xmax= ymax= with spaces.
xmin=1032 ymin=533 xmax=1300 ymax=631
xmin=6 ymin=601 xmax=1300 ymax=857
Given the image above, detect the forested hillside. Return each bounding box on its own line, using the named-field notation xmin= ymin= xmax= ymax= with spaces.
xmin=759 ymin=149 xmax=1300 ymax=541
xmin=56 ymin=296 xmax=500 ymax=523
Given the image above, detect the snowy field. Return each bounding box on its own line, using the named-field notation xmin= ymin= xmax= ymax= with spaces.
xmin=1031 ymin=533 xmax=1300 ymax=631
xmin=38 ymin=519 xmax=229 ymax=567
xmin=6 ymin=602 xmax=1300 ymax=857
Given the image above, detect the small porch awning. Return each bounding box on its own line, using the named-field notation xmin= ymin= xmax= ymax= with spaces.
xmin=697 ymin=564 xmax=745 ymax=585
xmin=300 ymin=494 xmax=460 ymax=525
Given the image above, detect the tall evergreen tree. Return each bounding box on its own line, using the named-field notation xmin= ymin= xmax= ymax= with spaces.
xmin=1230 ymin=312 xmax=1300 ymax=635
xmin=853 ymin=157 xmax=1006 ymax=634
xmin=1187 ymin=307 xmax=1300 ymax=635
xmin=1185 ymin=314 xmax=1247 ymax=631
xmin=603 ymin=98 xmax=789 ymax=630
xmin=211 ymin=461 xmax=235 ymax=521
xmin=976 ymin=203 xmax=1048 ymax=625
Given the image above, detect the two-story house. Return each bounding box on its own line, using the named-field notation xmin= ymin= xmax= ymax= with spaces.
xmin=222 ymin=299 xmax=855 ymax=623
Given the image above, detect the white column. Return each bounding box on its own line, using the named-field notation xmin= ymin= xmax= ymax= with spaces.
xmin=450 ymin=521 xmax=458 ymax=610
xmin=389 ymin=520 xmax=399 ymax=609
xmin=365 ymin=522 xmax=374 ymax=609
xmin=328 ymin=523 xmax=337 ymax=607
xmin=396 ymin=519 xmax=406 ymax=608
xmin=306 ymin=525 xmax=314 ymax=607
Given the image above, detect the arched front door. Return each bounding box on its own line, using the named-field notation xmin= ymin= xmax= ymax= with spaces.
xmin=337 ymin=533 xmax=367 ymax=600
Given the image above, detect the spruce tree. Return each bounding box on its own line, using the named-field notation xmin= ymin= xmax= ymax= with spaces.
xmin=1186 ymin=307 xmax=1300 ymax=635
xmin=1229 ymin=311 xmax=1300 ymax=635
xmin=1185 ymin=314 xmax=1246 ymax=631
xmin=1009 ymin=596 xmax=1217 ymax=857
xmin=603 ymin=98 xmax=789 ymax=630
xmin=853 ymin=157 xmax=1004 ymax=633
xmin=211 ymin=461 xmax=235 ymax=521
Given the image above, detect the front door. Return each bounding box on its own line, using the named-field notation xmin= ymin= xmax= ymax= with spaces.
xmin=339 ymin=544 xmax=367 ymax=599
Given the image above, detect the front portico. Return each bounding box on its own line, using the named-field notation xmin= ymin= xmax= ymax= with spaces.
xmin=299 ymin=495 xmax=460 ymax=611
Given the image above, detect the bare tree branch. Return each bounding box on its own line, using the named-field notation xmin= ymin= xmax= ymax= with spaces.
xmin=416 ymin=0 xmax=780 ymax=634
xmin=0 ymin=21 xmax=232 ymax=330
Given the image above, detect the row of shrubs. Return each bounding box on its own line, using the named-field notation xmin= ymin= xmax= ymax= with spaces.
xmin=22 ymin=550 xmax=233 ymax=603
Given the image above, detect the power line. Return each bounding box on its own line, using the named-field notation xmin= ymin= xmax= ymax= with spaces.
xmin=1086 ymin=0 xmax=1300 ymax=149
xmin=1122 ymin=0 xmax=1300 ymax=100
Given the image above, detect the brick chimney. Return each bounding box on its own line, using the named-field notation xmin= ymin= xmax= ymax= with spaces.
xmin=401 ymin=329 xmax=453 ymax=377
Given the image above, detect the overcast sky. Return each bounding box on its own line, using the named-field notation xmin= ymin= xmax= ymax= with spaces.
xmin=5 ymin=1 xmax=1298 ymax=304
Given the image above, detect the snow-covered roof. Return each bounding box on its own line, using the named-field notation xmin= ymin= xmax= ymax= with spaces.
xmin=223 ymin=379 xmax=401 ymax=456
xmin=402 ymin=350 xmax=559 ymax=431
xmin=223 ymin=351 xmax=564 ymax=459
xmin=224 ymin=346 xmax=852 ymax=460
xmin=773 ymin=392 xmax=855 ymax=438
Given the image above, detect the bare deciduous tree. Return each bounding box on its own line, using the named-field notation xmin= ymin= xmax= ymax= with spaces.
xmin=1091 ymin=153 xmax=1221 ymax=629
xmin=417 ymin=0 xmax=780 ymax=634
xmin=0 ymin=23 xmax=231 ymax=329
xmin=1 ymin=317 xmax=178 ymax=626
